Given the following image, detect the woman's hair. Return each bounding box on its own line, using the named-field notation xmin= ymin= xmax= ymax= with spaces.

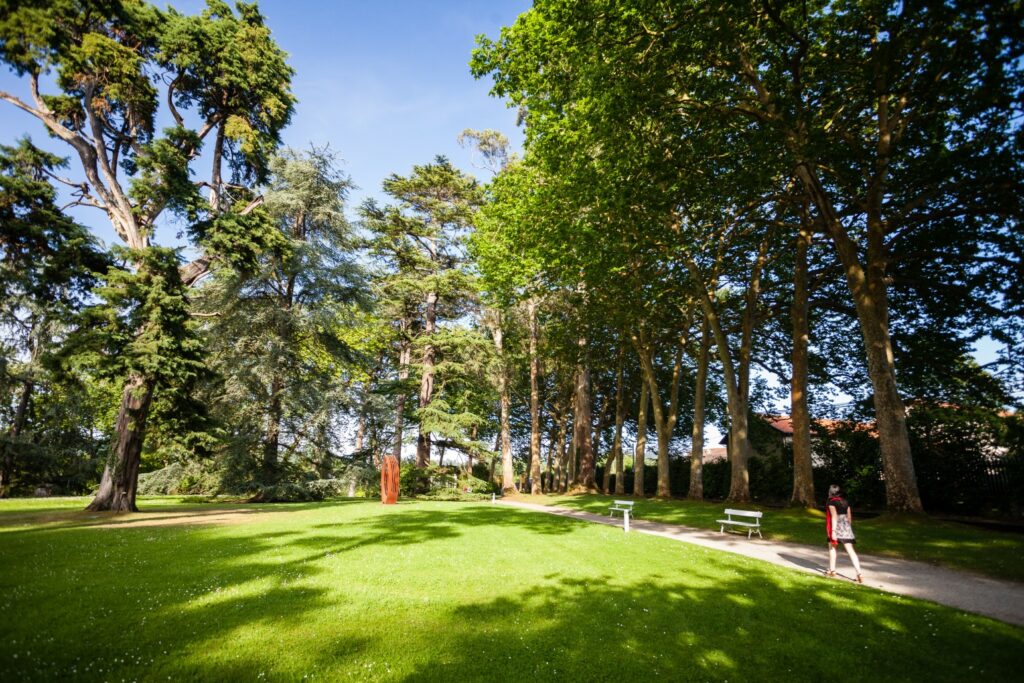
xmin=828 ymin=484 xmax=842 ymax=498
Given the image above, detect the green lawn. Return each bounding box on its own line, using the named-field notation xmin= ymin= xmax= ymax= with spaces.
xmin=523 ymin=493 xmax=1024 ymax=583
xmin=1 ymin=497 xmax=1021 ymax=682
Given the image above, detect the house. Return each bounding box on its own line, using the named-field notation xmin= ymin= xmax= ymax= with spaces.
xmin=719 ymin=414 xmax=875 ymax=464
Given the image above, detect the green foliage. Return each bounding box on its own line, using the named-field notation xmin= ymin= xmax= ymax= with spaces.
xmin=908 ymin=405 xmax=1016 ymax=516
xmin=0 ymin=138 xmax=106 ymax=313
xmin=196 ymin=148 xmax=366 ymax=487
xmin=249 ymin=482 xmax=322 ymax=503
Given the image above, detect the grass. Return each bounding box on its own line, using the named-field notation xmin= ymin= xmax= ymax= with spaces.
xmin=517 ymin=493 xmax=1024 ymax=583
xmin=0 ymin=496 xmax=1022 ymax=682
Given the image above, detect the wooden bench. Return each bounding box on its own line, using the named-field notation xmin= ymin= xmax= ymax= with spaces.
xmin=716 ymin=508 xmax=763 ymax=539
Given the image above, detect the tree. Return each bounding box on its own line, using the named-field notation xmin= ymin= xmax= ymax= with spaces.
xmin=362 ymin=157 xmax=481 ymax=468
xmin=473 ymin=0 xmax=1022 ymax=511
xmin=0 ymin=138 xmax=106 ymax=495
xmin=196 ymin=148 xmax=364 ymax=487
xmin=0 ymin=0 xmax=294 ymax=510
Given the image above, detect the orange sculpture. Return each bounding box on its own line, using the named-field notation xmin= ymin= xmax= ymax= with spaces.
xmin=381 ymin=455 xmax=399 ymax=504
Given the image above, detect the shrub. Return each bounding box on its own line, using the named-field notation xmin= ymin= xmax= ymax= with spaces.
xmin=460 ymin=474 xmax=498 ymax=494
xmin=306 ymin=478 xmax=356 ymax=498
xmin=249 ymin=483 xmax=323 ymax=503
xmin=418 ymin=489 xmax=490 ymax=502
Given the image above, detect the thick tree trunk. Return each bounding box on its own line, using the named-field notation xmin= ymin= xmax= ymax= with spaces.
xmin=790 ymin=223 xmax=816 ymax=507
xmin=571 ymin=342 xmax=596 ymax=491
xmin=689 ymin=317 xmax=711 ymax=500
xmin=527 ymin=298 xmax=543 ymax=494
xmin=633 ymin=380 xmax=648 ymax=497
xmin=87 ymin=374 xmax=154 ymax=512
xmin=795 ymin=164 xmax=922 ymax=512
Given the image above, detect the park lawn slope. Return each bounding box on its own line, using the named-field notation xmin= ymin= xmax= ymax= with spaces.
xmin=0 ymin=499 xmax=1020 ymax=682
xmin=521 ymin=493 xmax=1024 ymax=583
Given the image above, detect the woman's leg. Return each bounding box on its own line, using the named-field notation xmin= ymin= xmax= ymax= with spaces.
xmin=828 ymin=544 xmax=838 ymax=573
xmin=843 ymin=543 xmax=862 ymax=575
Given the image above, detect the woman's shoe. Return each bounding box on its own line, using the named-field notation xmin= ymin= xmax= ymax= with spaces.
xmin=825 ymin=571 xmax=837 ymax=578
xmin=856 ymin=574 xmax=864 ymax=584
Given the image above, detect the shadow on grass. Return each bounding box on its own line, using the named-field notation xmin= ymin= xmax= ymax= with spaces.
xmin=2 ymin=500 xmax=1022 ymax=682
xmin=401 ymin=570 xmax=1024 ymax=682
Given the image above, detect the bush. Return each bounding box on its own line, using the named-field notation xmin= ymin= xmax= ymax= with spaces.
xmin=460 ymin=474 xmax=498 ymax=494
xmin=418 ymin=489 xmax=490 ymax=502
xmin=305 ymin=479 xmax=354 ymax=498
xmin=249 ymin=482 xmax=323 ymax=503
xmin=137 ymin=461 xmax=220 ymax=496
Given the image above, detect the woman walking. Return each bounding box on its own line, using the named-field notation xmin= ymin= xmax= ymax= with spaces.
xmin=826 ymin=484 xmax=864 ymax=583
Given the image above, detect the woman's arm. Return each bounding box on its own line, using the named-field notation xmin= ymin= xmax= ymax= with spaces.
xmin=828 ymin=505 xmax=839 ymax=541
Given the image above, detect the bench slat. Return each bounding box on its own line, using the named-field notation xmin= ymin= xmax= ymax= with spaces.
xmin=723 ymin=509 xmax=762 ymax=518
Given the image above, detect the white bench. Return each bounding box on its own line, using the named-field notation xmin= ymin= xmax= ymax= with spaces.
xmin=609 ymin=500 xmax=635 ymax=519
xmin=609 ymin=500 xmax=635 ymax=532
xmin=716 ymin=508 xmax=763 ymax=539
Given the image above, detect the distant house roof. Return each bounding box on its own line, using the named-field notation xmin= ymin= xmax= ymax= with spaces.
xmin=719 ymin=414 xmax=876 ymax=445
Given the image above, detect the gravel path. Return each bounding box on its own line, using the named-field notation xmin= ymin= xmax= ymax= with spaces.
xmin=498 ymin=499 xmax=1024 ymax=627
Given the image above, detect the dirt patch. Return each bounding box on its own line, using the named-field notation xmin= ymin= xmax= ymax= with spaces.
xmin=0 ymin=506 xmax=291 ymax=530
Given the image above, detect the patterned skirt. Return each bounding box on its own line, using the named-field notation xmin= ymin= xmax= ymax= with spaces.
xmin=834 ymin=515 xmax=855 ymax=544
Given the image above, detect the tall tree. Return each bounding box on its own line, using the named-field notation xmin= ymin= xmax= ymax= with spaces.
xmin=197 ymin=148 xmax=364 ymax=487
xmin=0 ymin=0 xmax=294 ymax=510
xmin=0 ymin=139 xmax=106 ymax=495
xmin=362 ymin=157 xmax=481 ymax=467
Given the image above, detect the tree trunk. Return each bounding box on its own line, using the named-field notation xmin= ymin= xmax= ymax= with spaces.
xmin=562 ymin=412 xmax=574 ymax=493
xmin=392 ymin=318 xmax=412 ymax=463
xmin=794 ymin=163 xmax=922 ymax=512
xmin=790 ymin=222 xmax=816 ymax=507
xmin=592 ymin=388 xmax=612 ymax=488
xmin=683 ymin=243 xmax=765 ymax=503
xmin=416 ymin=291 xmax=438 ymax=467
xmin=527 ymin=297 xmax=543 ymax=494
xmin=544 ymin=423 xmax=558 ymax=492
xmin=571 ymin=340 xmax=596 ymax=491
xmin=607 ymin=350 xmax=626 ymax=494
xmin=263 ymin=372 xmax=284 ymax=480
xmin=633 ymin=380 xmax=648 ymax=497
xmin=467 ymin=424 xmax=477 ymax=477
xmin=87 ymin=374 xmax=154 ymax=512
xmin=492 ymin=319 xmax=516 ymax=495
xmin=634 ymin=331 xmax=684 ymax=499
xmin=689 ymin=317 xmax=711 ymax=500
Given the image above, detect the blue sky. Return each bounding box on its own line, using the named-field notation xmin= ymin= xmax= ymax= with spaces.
xmin=0 ymin=0 xmax=530 ymax=246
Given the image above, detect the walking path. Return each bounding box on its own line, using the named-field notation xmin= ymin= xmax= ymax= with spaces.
xmin=498 ymin=499 xmax=1024 ymax=627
